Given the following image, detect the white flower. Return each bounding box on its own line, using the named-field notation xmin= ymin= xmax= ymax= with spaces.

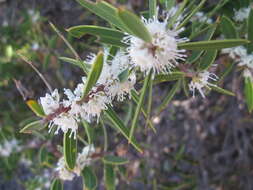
xmin=56 ymin=145 xmax=95 ymax=181
xmin=222 ymin=46 xmax=247 ymax=60
xmin=124 ymin=11 xmax=188 ymax=75
xmin=243 ymin=69 xmax=253 ymax=81
xmin=28 ymin=9 xmax=40 ymax=23
xmin=56 ymin=157 xmax=76 ymax=181
xmin=191 ymin=12 xmax=213 ymax=24
xmin=40 ymin=89 xmax=60 ymax=115
xmin=189 ymin=71 xmax=218 ymax=98
xmin=234 ymin=7 xmax=251 ymax=22
xmin=74 ymin=144 xmax=95 ymax=175
xmin=31 ymin=42 xmax=39 ymax=50
xmin=0 ymin=139 xmax=22 ymax=157
xmin=40 ymin=89 xmax=79 ymax=138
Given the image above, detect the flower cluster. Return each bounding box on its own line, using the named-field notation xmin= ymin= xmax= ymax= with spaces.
xmin=189 ymin=71 xmax=218 ymax=98
xmin=40 ymin=9 xmax=188 ymax=138
xmin=40 ymin=50 xmax=136 ymax=138
xmin=56 ymin=145 xmax=95 ymax=181
xmin=234 ymin=6 xmax=252 ymax=22
xmin=0 ymin=139 xmax=22 ymax=157
xmin=124 ymin=11 xmax=188 ymax=75
xmin=222 ymin=46 xmax=253 ymax=80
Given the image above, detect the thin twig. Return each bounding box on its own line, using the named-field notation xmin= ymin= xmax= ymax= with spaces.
xmin=49 ymin=22 xmax=81 ymax=61
xmin=18 ymin=53 xmax=53 ymax=93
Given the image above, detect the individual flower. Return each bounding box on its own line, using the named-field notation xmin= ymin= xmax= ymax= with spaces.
xmin=222 ymin=46 xmax=253 ymax=80
xmin=221 ymin=46 xmax=247 ymax=60
xmin=56 ymin=145 xmax=95 ymax=181
xmin=0 ymin=139 xmax=22 ymax=157
xmin=189 ymin=71 xmax=218 ymax=98
xmin=124 ymin=10 xmax=188 ymax=75
xmin=40 ymin=89 xmax=78 ymax=138
xmin=234 ymin=7 xmax=251 ymax=22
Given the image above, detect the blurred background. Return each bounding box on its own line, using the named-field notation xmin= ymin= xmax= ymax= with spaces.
xmin=1 ymin=0 xmax=253 ymax=190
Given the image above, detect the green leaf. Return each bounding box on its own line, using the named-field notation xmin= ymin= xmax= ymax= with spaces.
xmin=169 ymin=0 xmax=189 ymax=27
xmin=39 ymin=145 xmax=49 ymax=166
xmin=82 ymin=120 xmax=94 ymax=144
xmin=75 ymin=0 xmax=130 ymax=33
xmin=210 ymin=85 xmax=235 ymax=96
xmin=82 ymin=166 xmax=97 ymax=190
xmin=157 ymin=80 xmax=181 ymax=113
xmin=82 ymin=52 xmax=104 ymax=98
xmin=63 ymin=130 xmax=77 ymax=170
xmin=178 ymin=39 xmax=249 ymax=50
xmin=26 ymin=100 xmax=45 ymax=117
xmin=244 ymin=77 xmax=253 ymax=112
xmin=99 ymin=36 xmax=127 ymax=47
xmin=220 ymin=15 xmax=238 ymax=39
xmin=59 ymin=57 xmax=89 ymax=74
xmin=149 ymin=0 xmax=157 ymax=18
xmin=177 ymin=0 xmax=207 ymax=29
xmin=67 ymin=25 xmax=126 ymax=47
xmin=104 ymin=164 xmax=115 ymax=190
xmin=199 ymin=50 xmax=218 ymax=70
xmin=153 ymin=72 xmax=185 ymax=84
xmin=103 ymin=155 xmax=128 ymax=165
xmin=131 ymin=90 xmax=156 ymax=132
xmin=118 ymin=8 xmax=152 ymax=42
xmin=105 ymin=107 xmax=143 ymax=153
xmin=19 ymin=120 xmax=46 ymax=134
xmin=129 ymin=71 xmax=152 ymax=142
xmin=187 ymin=23 xmax=217 ymax=64
xmin=247 ymin=9 xmax=253 ymax=53
xmin=50 ymin=179 xmax=63 ymax=190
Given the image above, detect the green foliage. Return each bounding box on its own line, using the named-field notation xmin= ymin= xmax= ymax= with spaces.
xmin=63 ymin=130 xmax=77 ymax=170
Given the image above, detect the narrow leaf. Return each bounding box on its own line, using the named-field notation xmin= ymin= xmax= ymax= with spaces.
xmin=177 ymin=0 xmax=206 ymax=29
xmin=63 ymin=130 xmax=77 ymax=170
xmin=244 ymin=77 xmax=253 ymax=112
xmin=82 ymin=120 xmax=94 ymax=144
xmin=59 ymin=57 xmax=89 ymax=74
xmin=220 ymin=15 xmax=238 ymax=39
xmin=20 ymin=120 xmax=46 ymax=134
xmin=82 ymin=166 xmax=97 ymax=190
xmin=118 ymin=8 xmax=152 ymax=42
xmin=149 ymin=0 xmax=157 ymax=18
xmin=26 ymin=100 xmax=45 ymax=117
xmin=131 ymin=90 xmax=156 ymax=132
xmin=82 ymin=52 xmax=104 ymax=98
xmin=210 ymin=85 xmax=235 ymax=96
xmin=187 ymin=23 xmax=217 ymax=64
xmin=104 ymin=164 xmax=115 ymax=190
xmin=153 ymin=72 xmax=184 ymax=84
xmin=50 ymin=179 xmax=63 ymax=190
xmin=157 ymin=80 xmax=181 ymax=113
xmin=103 ymin=155 xmax=128 ymax=165
xmin=129 ymin=72 xmax=152 ymax=142
xmin=178 ymin=39 xmax=249 ymax=50
xmin=75 ymin=0 xmax=130 ymax=33
xmin=247 ymin=9 xmax=253 ymax=53
xmin=199 ymin=50 xmax=218 ymax=70
xmin=105 ymin=107 xmax=143 ymax=153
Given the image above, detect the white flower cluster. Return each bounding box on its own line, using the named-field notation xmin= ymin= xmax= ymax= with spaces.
xmin=0 ymin=139 xmax=22 ymax=157
xmin=234 ymin=6 xmax=252 ymax=22
xmin=124 ymin=11 xmax=188 ymax=75
xmin=191 ymin=11 xmax=213 ymax=24
xmin=222 ymin=46 xmax=253 ymax=80
xmin=39 ymin=9 xmax=190 ymax=137
xmin=56 ymin=144 xmax=95 ymax=181
xmin=189 ymin=71 xmax=218 ymax=98
xmin=40 ymin=50 xmax=136 ymax=138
